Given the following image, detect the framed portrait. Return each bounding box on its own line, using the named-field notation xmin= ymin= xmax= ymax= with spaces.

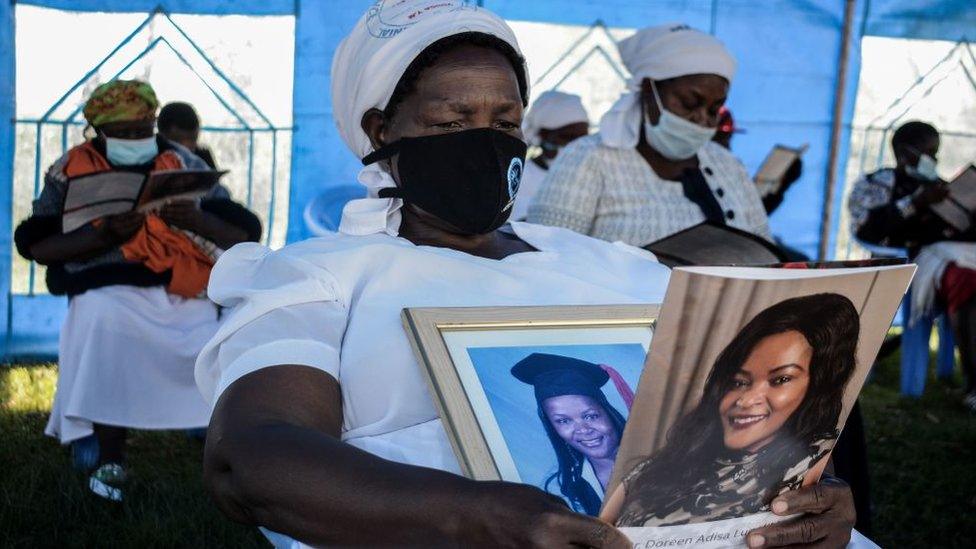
xmin=401 ymin=304 xmax=659 ymax=516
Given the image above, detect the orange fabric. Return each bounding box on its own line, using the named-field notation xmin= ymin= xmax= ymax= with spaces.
xmin=65 ymin=141 xmax=210 ymax=297
xmin=63 ymin=140 xmax=183 ymax=178
xmin=120 ymin=215 xmax=214 ymax=298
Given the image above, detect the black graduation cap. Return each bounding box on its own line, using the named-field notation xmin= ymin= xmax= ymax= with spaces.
xmin=511 ymin=353 xmax=610 ymax=403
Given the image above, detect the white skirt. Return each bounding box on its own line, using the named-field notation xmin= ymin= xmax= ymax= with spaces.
xmin=45 ymin=285 xmax=220 ymax=444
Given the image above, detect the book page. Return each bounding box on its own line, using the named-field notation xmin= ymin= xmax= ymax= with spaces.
xmin=929 ymin=165 xmax=976 ymax=232
xmin=136 ymin=169 xmax=226 ymax=212
xmin=62 ymin=171 xmax=146 ymax=233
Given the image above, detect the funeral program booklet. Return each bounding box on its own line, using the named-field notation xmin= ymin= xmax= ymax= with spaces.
xmin=61 ymin=169 xmax=225 ymax=233
xmin=601 ymin=263 xmax=914 ymax=548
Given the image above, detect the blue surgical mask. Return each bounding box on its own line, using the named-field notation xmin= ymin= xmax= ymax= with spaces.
xmin=104 ymin=135 xmax=158 ymax=166
xmin=643 ymin=82 xmax=717 ymax=160
xmin=906 ymin=153 xmax=939 ymax=182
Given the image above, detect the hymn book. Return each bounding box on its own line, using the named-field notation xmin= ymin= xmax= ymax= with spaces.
xmin=644 ymin=222 xmax=787 ymax=267
xmin=62 ymin=169 xmax=226 ymax=233
xmin=754 ymin=144 xmax=808 ymax=197
xmin=929 ymin=164 xmax=976 ymax=233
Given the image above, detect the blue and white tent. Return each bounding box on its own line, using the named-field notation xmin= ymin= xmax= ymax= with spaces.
xmin=2 ymin=0 xmax=975 ymax=357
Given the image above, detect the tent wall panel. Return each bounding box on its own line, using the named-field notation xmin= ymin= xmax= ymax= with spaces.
xmin=4 ymin=1 xmax=976 ymax=357
xmin=1 ymin=1 xmax=14 ymax=352
xmin=864 ymin=0 xmax=976 ymax=40
xmin=287 ymin=0 xmax=372 ymax=243
xmin=15 ymin=0 xmax=296 ymax=16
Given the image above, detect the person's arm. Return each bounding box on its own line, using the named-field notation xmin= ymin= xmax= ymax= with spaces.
xmin=196 ymin=248 xmax=629 ymax=548
xmin=25 ymin=212 xmax=144 ymax=265
xmin=158 ymin=200 xmax=254 ymax=249
xmin=733 ymin=160 xmax=774 ymax=241
xmin=15 ymin=159 xmax=144 ymax=265
xmin=526 ymin=139 xmax=603 ymax=235
xmin=849 ymin=173 xmax=948 ymax=246
xmin=205 ymin=365 xmax=630 ymax=548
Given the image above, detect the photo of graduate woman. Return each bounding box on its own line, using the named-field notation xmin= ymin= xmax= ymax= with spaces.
xmin=606 ymin=293 xmax=859 ymax=527
xmin=512 ymin=353 xmax=633 ymax=516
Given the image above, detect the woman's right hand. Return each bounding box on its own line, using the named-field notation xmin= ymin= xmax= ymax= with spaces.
xmin=97 ymin=211 xmax=145 ymax=245
xmin=462 ymin=481 xmax=632 ymax=548
xmin=912 ymin=183 xmax=949 ymax=208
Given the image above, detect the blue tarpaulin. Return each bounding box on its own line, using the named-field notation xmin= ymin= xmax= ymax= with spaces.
xmin=2 ymin=0 xmax=974 ymax=357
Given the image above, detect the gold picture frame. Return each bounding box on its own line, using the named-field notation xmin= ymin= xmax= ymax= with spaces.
xmin=401 ymin=304 xmax=660 ymax=485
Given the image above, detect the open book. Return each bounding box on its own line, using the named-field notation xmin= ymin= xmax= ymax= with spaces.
xmin=61 ymin=169 xmax=226 ymax=233
xmin=754 ymin=144 xmax=808 ymax=197
xmin=601 ymin=262 xmax=913 ymax=547
xmin=644 ymin=222 xmax=787 ymax=267
xmin=929 ymin=164 xmax=976 ymax=232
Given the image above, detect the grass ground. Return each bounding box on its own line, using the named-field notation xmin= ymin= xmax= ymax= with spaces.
xmin=1 ymin=347 xmax=974 ymax=548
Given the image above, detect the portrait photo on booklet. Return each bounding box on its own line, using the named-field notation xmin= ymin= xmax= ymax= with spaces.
xmin=601 ymin=263 xmax=914 ymax=548
xmin=400 ymin=305 xmax=658 ymax=515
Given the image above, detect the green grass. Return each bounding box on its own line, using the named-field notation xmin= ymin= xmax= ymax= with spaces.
xmin=2 ymin=348 xmax=974 ymax=548
xmin=0 ymin=364 xmax=265 ymax=548
xmin=860 ymin=351 xmax=976 ymax=548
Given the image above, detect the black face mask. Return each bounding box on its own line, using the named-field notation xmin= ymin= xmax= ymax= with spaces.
xmin=363 ymin=128 xmax=528 ymax=234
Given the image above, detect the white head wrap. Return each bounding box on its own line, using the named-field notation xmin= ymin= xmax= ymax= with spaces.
xmin=599 ymin=23 xmax=737 ymax=149
xmin=521 ymin=91 xmax=589 ymax=147
xmin=331 ymin=0 xmax=525 ymax=236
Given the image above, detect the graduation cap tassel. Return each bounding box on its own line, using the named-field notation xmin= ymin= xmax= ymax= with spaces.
xmin=599 ymin=364 xmax=634 ymax=411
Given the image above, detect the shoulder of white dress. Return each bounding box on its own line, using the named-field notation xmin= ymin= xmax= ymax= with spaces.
xmin=517 ymin=222 xmax=665 ymax=266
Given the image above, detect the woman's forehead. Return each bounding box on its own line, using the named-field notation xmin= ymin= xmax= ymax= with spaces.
xmin=661 ymin=74 xmax=729 ymax=95
xmin=740 ymin=331 xmax=812 ymax=371
xmin=408 ymin=47 xmax=522 ymax=106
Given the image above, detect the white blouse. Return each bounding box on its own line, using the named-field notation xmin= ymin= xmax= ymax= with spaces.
xmin=195 ymin=222 xmax=670 ymax=473
xmin=527 ymin=135 xmax=772 ymax=247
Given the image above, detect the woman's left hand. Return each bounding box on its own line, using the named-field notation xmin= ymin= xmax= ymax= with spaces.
xmin=159 ymin=200 xmax=206 ymax=232
xmin=746 ymin=476 xmax=855 ymax=548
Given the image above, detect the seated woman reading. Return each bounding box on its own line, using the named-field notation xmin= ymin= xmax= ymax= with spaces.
xmin=14 ymin=79 xmax=261 ymax=501
xmin=195 ymin=2 xmax=854 ymax=547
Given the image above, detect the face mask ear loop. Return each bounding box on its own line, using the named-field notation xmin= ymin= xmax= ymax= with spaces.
xmin=361 ymin=140 xmax=403 ymax=166
xmin=648 ymin=81 xmax=666 ymax=128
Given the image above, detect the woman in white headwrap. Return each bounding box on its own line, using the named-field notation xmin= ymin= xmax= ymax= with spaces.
xmin=513 ymin=90 xmax=589 ymax=220
xmin=527 ymin=24 xmax=772 ymax=248
xmin=195 ymin=4 xmax=853 ymax=547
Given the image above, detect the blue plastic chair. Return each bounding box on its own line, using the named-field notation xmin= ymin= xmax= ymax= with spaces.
xmin=855 ymin=240 xmax=956 ymax=397
xmin=900 ymin=291 xmax=956 ymax=397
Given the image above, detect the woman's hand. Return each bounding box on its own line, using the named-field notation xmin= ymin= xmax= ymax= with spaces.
xmin=97 ymin=211 xmax=145 ymax=245
xmin=746 ymin=476 xmax=855 ymax=548
xmin=463 ymin=481 xmax=632 ymax=548
xmin=159 ymin=200 xmax=206 ymax=232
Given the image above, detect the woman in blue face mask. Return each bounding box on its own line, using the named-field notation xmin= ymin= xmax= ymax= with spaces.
xmin=527 ymin=24 xmax=773 ymax=251
xmin=848 ymin=120 xmax=976 ymax=410
xmin=13 ymin=79 xmax=261 ymax=502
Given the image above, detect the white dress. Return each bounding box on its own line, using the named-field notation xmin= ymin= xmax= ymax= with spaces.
xmin=196 ymin=221 xmax=878 ymax=549
xmin=196 ymin=222 xmax=670 ymax=474
xmin=47 ymin=285 xmax=219 ymax=443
